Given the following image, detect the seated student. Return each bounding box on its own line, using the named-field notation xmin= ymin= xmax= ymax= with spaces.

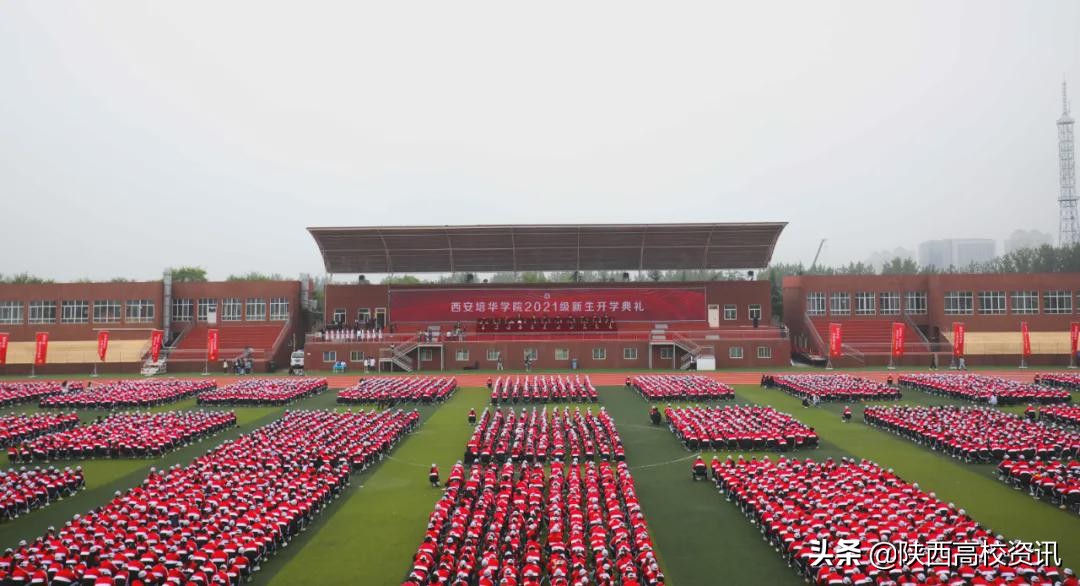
xmin=429 ymin=463 xmax=440 ymax=487
xmin=468 ymin=408 xmax=477 ymax=426
xmin=842 ymin=406 xmax=852 ymax=422
xmin=648 ymin=406 xmax=661 ymax=426
xmin=691 ymin=456 xmax=707 ymax=481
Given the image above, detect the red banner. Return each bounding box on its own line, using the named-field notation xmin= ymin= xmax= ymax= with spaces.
xmin=34 ymin=332 xmax=49 ymax=366
xmin=828 ymin=323 xmax=843 ymax=358
xmin=388 ymin=287 xmax=707 ymax=323
xmin=1020 ymin=322 xmax=1031 ymax=358
xmin=0 ymin=333 xmax=8 ymax=366
xmin=150 ymin=330 xmax=164 ymax=362
xmin=1071 ymin=322 xmax=1079 ymax=357
xmin=891 ymin=322 xmax=906 ymax=358
xmin=952 ymin=322 xmax=965 ymax=358
xmin=207 ymin=329 xmax=219 ymax=362
xmin=97 ymin=331 xmax=110 ymax=362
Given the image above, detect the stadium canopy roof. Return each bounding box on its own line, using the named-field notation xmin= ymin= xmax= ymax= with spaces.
xmin=308 ymin=222 xmax=787 ymax=274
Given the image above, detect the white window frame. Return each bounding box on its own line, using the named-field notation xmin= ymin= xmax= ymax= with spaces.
xmin=829 ymin=292 xmax=851 ymax=316
xmin=748 ymin=304 xmax=762 ymax=321
xmin=332 ymin=308 xmax=346 ymax=323
xmin=659 ymin=347 xmax=674 ymax=360
xmin=269 ymin=297 xmax=290 ymax=321
xmin=854 ymin=292 xmax=875 ymax=315
xmin=349 ymin=350 xmax=365 ymax=362
xmin=1010 ymin=291 xmax=1039 ymax=315
xmin=591 ymin=347 xmax=607 ymax=360
xmin=977 ymin=291 xmax=1006 ymax=315
xmin=419 ymin=348 xmax=433 ymax=361
xmin=170 ymin=299 xmax=193 ymax=323
xmin=28 ymin=301 xmax=57 ymax=324
xmin=905 ymin=291 xmax=927 ymax=315
xmin=198 ymin=298 xmax=216 ymax=322
xmin=125 ymin=299 xmax=155 ymax=323
xmin=623 ymin=347 xmax=639 ymax=360
xmin=757 ymin=346 xmax=772 ymax=359
xmin=1043 ymin=290 xmax=1073 ymax=315
xmin=455 ymin=348 xmax=470 ymax=361
xmin=486 ymin=348 xmax=500 ymax=361
xmin=0 ymin=301 xmax=23 ymax=325
xmin=245 ymin=298 xmax=266 ymax=321
xmin=806 ymin=292 xmax=826 ymax=316
xmin=523 ymin=347 xmax=538 ymax=362
xmin=729 ymin=346 xmax=744 ymax=359
xmin=554 ymin=348 xmax=570 ymax=361
xmin=61 ymin=300 xmax=89 ymax=324
xmin=723 ymin=304 xmax=737 ymax=320
xmin=222 ymin=298 xmax=243 ymax=322
xmin=322 ymin=351 xmax=337 ymax=363
xmin=879 ymin=292 xmax=900 ymax=316
xmin=943 ymin=291 xmax=974 ymax=316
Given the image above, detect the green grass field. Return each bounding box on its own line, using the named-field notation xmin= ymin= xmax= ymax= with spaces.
xmin=0 ymin=381 xmax=1077 ymax=585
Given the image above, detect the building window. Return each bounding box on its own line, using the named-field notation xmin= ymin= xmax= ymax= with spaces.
xmin=222 ymin=298 xmax=242 ymax=322
xmin=554 ymin=348 xmax=570 ymax=361
xmin=592 ymin=347 xmax=607 ymax=360
xmin=455 ymin=349 xmax=470 ymax=361
xmin=28 ymin=301 xmax=57 ymax=324
xmin=486 ymin=348 xmax=500 ymax=361
xmin=95 ymin=300 xmax=123 ymax=324
xmin=419 ymin=348 xmax=433 ymax=361
xmin=943 ymin=291 xmax=973 ymax=315
xmin=855 ymin=292 xmax=875 ymax=315
xmin=350 ymin=350 xmax=364 ymax=362
xmin=1043 ymin=290 xmax=1073 ymax=315
xmin=356 ymin=308 xmax=371 ymax=322
xmin=0 ymin=301 xmax=23 ymax=325
xmin=748 ymin=304 xmax=762 ymax=321
xmin=729 ymin=346 xmax=744 ymax=359
xmin=332 ymin=308 xmax=346 ymax=324
xmin=723 ymin=304 xmax=737 ymax=320
xmin=270 ymin=298 xmax=290 ymax=321
xmin=977 ymin=291 xmax=1006 ymax=315
xmin=246 ymin=298 xmax=266 ymax=321
xmin=879 ymin=292 xmax=900 ymax=316
xmin=1010 ymin=291 xmax=1039 ymax=315
xmin=806 ymin=292 xmax=826 ymax=316
xmin=623 ymin=347 xmax=639 ymax=360
xmin=198 ymin=298 xmax=216 ymax=322
xmin=829 ymin=292 xmax=850 ymax=316
xmin=905 ymin=291 xmax=927 ymax=315
xmin=126 ymin=299 xmax=155 ymax=323
xmin=322 ymin=351 xmax=336 ymax=363
xmin=171 ymin=299 xmax=193 ymax=323
xmin=757 ymin=346 xmax=773 ymax=359
xmin=61 ymin=300 xmax=89 ymax=324
xmin=659 ymin=347 xmax=674 ymax=360
xmin=523 ymin=347 xmax=538 ymax=362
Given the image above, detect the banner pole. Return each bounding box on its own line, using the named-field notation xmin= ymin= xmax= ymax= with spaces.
xmin=30 ymin=364 xmax=36 ymax=379
xmin=887 ymin=355 xmax=895 ymax=370
xmin=91 ymin=363 xmax=98 ymax=378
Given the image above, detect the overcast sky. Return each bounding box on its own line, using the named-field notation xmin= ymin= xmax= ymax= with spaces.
xmin=1 ymin=1 xmax=1077 ymax=281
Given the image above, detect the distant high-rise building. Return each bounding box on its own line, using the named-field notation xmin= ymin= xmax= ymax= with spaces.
xmin=918 ymin=239 xmax=996 ymax=270
xmin=1004 ymin=229 xmax=1053 ymax=253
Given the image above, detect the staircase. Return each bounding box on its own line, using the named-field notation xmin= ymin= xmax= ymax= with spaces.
xmin=140 ymin=356 xmax=166 ymax=376
xmin=379 ymin=336 xmax=421 ymax=372
xmin=649 ymin=324 xmax=704 ymax=370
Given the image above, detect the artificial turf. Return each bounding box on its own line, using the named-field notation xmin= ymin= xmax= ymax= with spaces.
xmin=0 ymin=381 xmax=1076 ymax=586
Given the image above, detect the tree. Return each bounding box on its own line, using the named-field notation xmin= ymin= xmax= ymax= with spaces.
xmin=879 ymin=257 xmax=919 ymax=275
xmin=380 ymin=275 xmax=424 ymax=285
xmin=170 ymin=266 xmax=208 ymax=282
xmin=0 ymin=273 xmax=53 ymax=284
xmin=227 ymin=272 xmax=285 ymax=281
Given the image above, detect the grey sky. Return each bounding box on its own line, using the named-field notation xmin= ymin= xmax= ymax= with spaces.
xmin=1 ymin=1 xmax=1077 ymax=281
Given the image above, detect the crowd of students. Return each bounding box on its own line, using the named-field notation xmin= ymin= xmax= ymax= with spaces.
xmin=713 ymin=455 xmax=1072 ymax=586
xmin=0 ymin=413 xmax=80 ymax=448
xmin=663 ymin=406 xmax=818 ymax=451
xmin=0 ymin=409 xmax=418 ymax=585
xmin=1042 ymin=405 xmax=1080 ymax=427
xmin=0 ymin=466 xmax=85 ymax=521
xmin=13 ymin=411 xmax=237 ymax=461
xmin=0 ymin=382 xmax=79 ymax=407
xmin=318 ymin=327 xmax=384 ymax=342
xmin=489 ymin=376 xmax=598 ymax=404
xmin=770 ymin=374 xmax=901 ymax=402
xmin=476 ymin=314 xmax=617 ymax=333
xmin=997 ymin=457 xmax=1080 ymax=512
xmin=404 ymin=459 xmax=662 ymax=586
xmin=39 ymin=380 xmax=217 ymax=409
xmin=337 ymin=377 xmax=458 ymax=405
xmin=629 ymin=375 xmax=735 ymax=401
xmin=464 ymin=406 xmax=626 ymax=465
xmin=1037 ymin=373 xmax=1080 ymax=391
xmin=196 ymin=378 xmax=328 ymax=406
xmin=863 ymin=405 xmax=1080 ymax=462
xmin=897 ymin=374 xmax=1071 ymax=405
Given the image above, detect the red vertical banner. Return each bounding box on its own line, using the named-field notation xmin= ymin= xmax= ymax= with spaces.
xmin=891 ymin=322 xmax=906 ymax=358
xmin=0 ymin=333 xmax=8 ymax=365
xmin=207 ymin=329 xmax=219 ymax=362
xmin=150 ymin=330 xmax=164 ymax=362
xmin=97 ymin=331 xmax=110 ymax=362
xmin=1070 ymin=322 xmax=1079 ymax=357
xmin=34 ymin=332 xmax=49 ymax=366
xmin=952 ymin=322 xmax=965 ymax=358
xmin=828 ymin=323 xmax=843 ymax=358
xmin=1020 ymin=322 xmax=1031 ymax=358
